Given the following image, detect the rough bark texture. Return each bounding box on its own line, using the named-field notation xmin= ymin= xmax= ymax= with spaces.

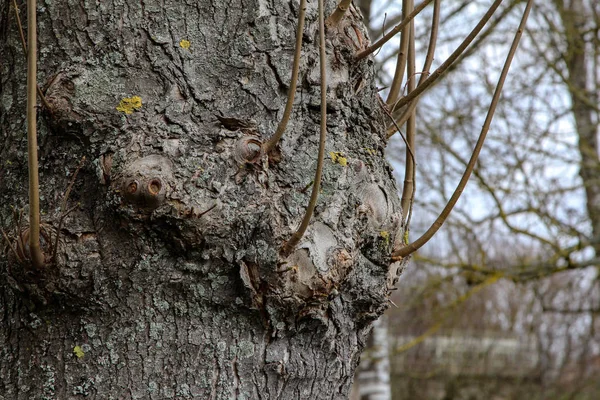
xmin=0 ymin=0 xmax=406 ymax=398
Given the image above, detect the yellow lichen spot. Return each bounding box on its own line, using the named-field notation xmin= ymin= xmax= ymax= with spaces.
xmin=365 ymin=148 xmax=376 ymax=156
xmin=179 ymin=39 xmax=191 ymax=50
xmin=73 ymin=345 xmax=85 ymax=358
xmin=380 ymin=230 xmax=390 ymax=244
xmin=116 ymin=96 xmax=143 ymax=114
xmin=329 ymin=151 xmax=348 ymax=166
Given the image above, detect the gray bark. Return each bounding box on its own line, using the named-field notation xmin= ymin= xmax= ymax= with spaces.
xmin=554 ymin=0 xmax=600 ymax=254
xmin=0 ymin=0 xmax=406 ymax=399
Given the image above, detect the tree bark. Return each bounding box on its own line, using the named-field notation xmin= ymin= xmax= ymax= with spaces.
xmin=0 ymin=0 xmax=406 ymax=398
xmin=555 ymin=0 xmax=600 ymax=254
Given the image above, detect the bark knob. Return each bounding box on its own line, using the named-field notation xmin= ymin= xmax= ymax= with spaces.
xmin=119 ymin=155 xmax=173 ymax=211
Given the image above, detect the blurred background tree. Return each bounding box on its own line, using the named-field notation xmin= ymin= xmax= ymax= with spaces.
xmin=353 ymin=0 xmax=600 ymax=398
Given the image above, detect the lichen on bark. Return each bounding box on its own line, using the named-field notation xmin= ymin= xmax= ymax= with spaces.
xmin=0 ymin=0 xmax=406 ymax=398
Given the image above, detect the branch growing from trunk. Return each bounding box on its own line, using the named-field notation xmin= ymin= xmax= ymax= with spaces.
xmin=400 ymin=11 xmax=416 ymax=224
xmin=392 ymin=0 xmax=533 ymax=260
xmin=385 ymin=0 xmax=412 ymax=106
xmin=390 ymin=0 xmax=503 ymax=113
xmin=355 ymin=0 xmax=433 ymax=61
xmin=262 ymin=0 xmax=307 ymax=155
xmin=387 ymin=0 xmax=439 ymax=138
xmin=281 ymin=0 xmax=327 ymax=257
xmin=26 ymin=0 xmax=45 ymax=269
xmin=326 ymin=0 xmax=352 ymax=27
xmin=12 ymin=0 xmax=51 ymax=112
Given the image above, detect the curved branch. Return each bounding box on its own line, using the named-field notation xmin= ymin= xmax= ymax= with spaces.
xmin=392 ymin=0 xmax=534 ymax=260
xmin=262 ymin=0 xmax=307 ymax=155
xmin=391 ymin=0 xmax=504 ymax=113
xmin=281 ymin=0 xmax=327 ymax=257
xmin=355 ymin=0 xmax=434 ymax=61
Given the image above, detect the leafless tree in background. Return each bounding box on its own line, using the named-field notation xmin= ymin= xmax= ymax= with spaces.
xmin=0 ymin=0 xmax=532 ymax=397
xmin=353 ymin=0 xmax=600 ymax=398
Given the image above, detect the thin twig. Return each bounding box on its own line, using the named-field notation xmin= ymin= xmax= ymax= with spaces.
xmin=400 ymin=14 xmax=416 ymax=223
xmin=14 ymin=207 xmax=24 ymax=254
xmin=12 ymin=0 xmax=52 ymax=112
xmin=392 ymin=0 xmax=533 ymax=260
xmin=26 ymin=0 xmax=44 ymax=269
xmin=373 ymin=13 xmax=388 ymax=57
xmin=386 ymin=0 xmax=412 ymax=106
xmin=326 ymin=0 xmax=352 ymax=27
xmin=356 ymin=0 xmax=434 ymax=61
xmin=51 ymin=203 xmax=80 ymax=262
xmin=262 ymin=0 xmax=307 ymax=155
xmin=1 ymin=228 xmax=21 ymax=262
xmin=281 ymin=0 xmax=327 ymax=257
xmin=53 ymin=156 xmax=86 ymax=261
xmin=390 ymin=0 xmax=503 ymax=113
xmin=387 ymin=0 xmax=440 ymax=138
xmin=379 ymin=98 xmax=416 ymax=164
xmin=60 ymin=156 xmax=86 ymax=213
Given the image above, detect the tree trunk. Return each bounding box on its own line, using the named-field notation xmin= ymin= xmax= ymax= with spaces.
xmin=0 ymin=0 xmax=406 ymax=398
xmin=555 ymin=0 xmax=600 ymax=254
xmin=353 ymin=315 xmax=391 ymax=400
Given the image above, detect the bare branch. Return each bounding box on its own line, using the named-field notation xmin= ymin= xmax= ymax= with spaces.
xmin=386 ymin=0 xmax=412 ymax=106
xmin=326 ymin=0 xmax=352 ymax=27
xmin=262 ymin=0 xmax=307 ymax=155
xmin=355 ymin=0 xmax=434 ymax=61
xmin=387 ymin=0 xmax=440 ymax=138
xmin=12 ymin=0 xmax=52 ymax=112
xmin=280 ymin=0 xmax=327 ymax=257
xmin=391 ymin=0 xmax=504 ymax=113
xmin=26 ymin=0 xmax=44 ymax=269
xmin=392 ymin=0 xmax=534 ymax=260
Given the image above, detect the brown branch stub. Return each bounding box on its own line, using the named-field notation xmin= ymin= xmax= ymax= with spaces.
xmin=234 ymin=137 xmax=263 ymax=165
xmin=119 ymin=155 xmax=173 ymax=211
xmin=326 ymin=0 xmax=352 ymax=27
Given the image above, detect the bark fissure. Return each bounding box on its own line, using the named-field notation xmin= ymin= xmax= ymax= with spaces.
xmin=1 ymin=0 xmax=406 ymax=398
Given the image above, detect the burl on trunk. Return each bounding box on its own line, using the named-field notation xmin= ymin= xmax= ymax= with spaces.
xmin=0 ymin=0 xmax=405 ymax=398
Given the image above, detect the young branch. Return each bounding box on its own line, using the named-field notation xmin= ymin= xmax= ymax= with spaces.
xmin=326 ymin=0 xmax=352 ymax=27
xmin=262 ymin=0 xmax=307 ymax=155
xmin=400 ymin=16 xmax=416 ymax=223
xmin=387 ymin=0 xmax=440 ymax=138
xmin=281 ymin=0 xmax=327 ymax=257
xmin=391 ymin=0 xmax=504 ymax=113
xmin=392 ymin=0 xmax=533 ymax=260
xmin=355 ymin=0 xmax=433 ymax=61
xmin=26 ymin=0 xmax=45 ymax=269
xmin=386 ymin=0 xmax=412 ymax=106
xmin=12 ymin=0 xmax=51 ymax=112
